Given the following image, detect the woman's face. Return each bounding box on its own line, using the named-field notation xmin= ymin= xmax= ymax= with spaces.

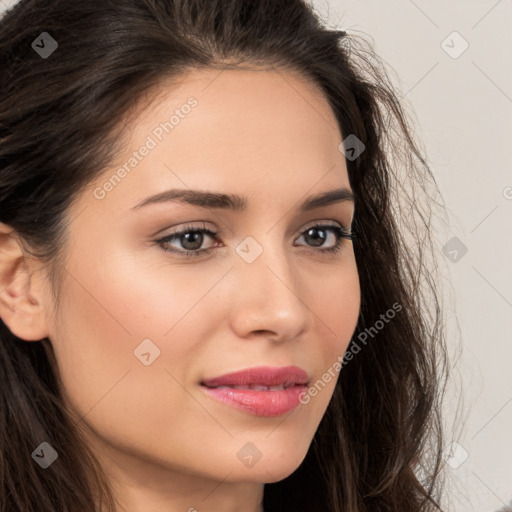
xmin=42 ymin=68 xmax=360 ymax=502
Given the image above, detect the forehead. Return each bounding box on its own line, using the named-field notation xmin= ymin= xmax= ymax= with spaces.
xmin=127 ymin=66 xmax=343 ymax=161
xmin=81 ymin=67 xmax=350 ymax=217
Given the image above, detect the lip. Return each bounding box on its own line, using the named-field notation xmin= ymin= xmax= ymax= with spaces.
xmin=200 ymin=385 xmax=308 ymax=416
xmin=200 ymin=365 xmax=309 ymax=417
xmin=201 ymin=365 xmax=309 ymax=388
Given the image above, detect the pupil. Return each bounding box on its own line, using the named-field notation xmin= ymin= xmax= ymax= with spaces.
xmin=306 ymin=228 xmax=326 ymax=247
xmin=182 ymin=232 xmax=203 ymax=250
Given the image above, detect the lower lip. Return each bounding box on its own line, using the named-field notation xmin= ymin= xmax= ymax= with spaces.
xmin=200 ymin=384 xmax=308 ymax=417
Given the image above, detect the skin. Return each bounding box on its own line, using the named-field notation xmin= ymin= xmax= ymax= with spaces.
xmin=0 ymin=67 xmax=360 ymax=512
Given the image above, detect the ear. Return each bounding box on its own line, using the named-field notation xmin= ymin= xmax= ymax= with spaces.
xmin=0 ymin=222 xmax=51 ymax=341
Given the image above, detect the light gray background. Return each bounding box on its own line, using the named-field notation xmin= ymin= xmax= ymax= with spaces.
xmin=1 ymin=0 xmax=511 ymax=510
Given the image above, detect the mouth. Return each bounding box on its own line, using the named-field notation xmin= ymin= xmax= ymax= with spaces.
xmin=199 ymin=366 xmax=310 ymax=417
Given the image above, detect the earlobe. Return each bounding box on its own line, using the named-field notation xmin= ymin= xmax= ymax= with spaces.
xmin=0 ymin=222 xmax=51 ymax=342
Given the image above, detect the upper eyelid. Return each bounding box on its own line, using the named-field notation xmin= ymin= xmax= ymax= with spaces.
xmin=162 ymin=218 xmax=350 ymax=235
xmin=157 ymin=221 xmax=351 ymax=246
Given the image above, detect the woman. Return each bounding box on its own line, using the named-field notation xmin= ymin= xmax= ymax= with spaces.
xmin=0 ymin=0 xmax=449 ymax=511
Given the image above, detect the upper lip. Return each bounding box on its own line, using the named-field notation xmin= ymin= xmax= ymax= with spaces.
xmin=201 ymin=365 xmax=309 ymax=388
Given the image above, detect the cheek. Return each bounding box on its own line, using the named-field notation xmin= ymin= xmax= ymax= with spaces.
xmin=286 ymin=257 xmax=360 ymax=419
xmin=48 ymin=272 xmax=214 ymax=466
xmin=47 ymin=260 xmax=183 ymax=420
xmin=48 ymin=249 xmax=227 ymax=434
xmin=313 ymin=257 xmax=360 ymax=355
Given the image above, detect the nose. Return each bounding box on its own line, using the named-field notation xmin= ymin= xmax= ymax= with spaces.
xmin=228 ymin=244 xmax=311 ymax=343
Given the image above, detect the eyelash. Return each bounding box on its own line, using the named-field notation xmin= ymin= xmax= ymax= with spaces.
xmin=155 ymin=222 xmax=356 ymax=259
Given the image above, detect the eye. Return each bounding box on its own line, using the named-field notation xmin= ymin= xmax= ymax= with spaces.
xmin=155 ymin=223 xmax=219 ymax=257
xmin=155 ymin=222 xmax=355 ymax=258
xmin=294 ymin=223 xmax=354 ymax=255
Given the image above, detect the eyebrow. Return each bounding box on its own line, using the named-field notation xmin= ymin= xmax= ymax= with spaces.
xmin=131 ymin=186 xmax=355 ymax=212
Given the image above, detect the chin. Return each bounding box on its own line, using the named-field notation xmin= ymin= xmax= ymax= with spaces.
xmin=226 ymin=446 xmax=309 ymax=484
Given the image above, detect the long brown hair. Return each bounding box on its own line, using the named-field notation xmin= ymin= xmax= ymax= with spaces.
xmin=0 ymin=0 xmax=450 ymax=510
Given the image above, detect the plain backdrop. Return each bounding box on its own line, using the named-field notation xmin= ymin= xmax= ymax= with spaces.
xmin=1 ymin=0 xmax=511 ymax=510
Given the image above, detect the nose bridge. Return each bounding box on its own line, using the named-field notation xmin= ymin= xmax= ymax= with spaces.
xmin=229 ymin=229 xmax=309 ymax=339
